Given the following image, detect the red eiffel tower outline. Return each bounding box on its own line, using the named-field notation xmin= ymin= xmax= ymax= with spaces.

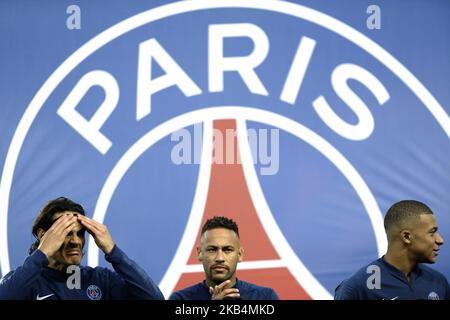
xmin=171 ymin=119 xmax=312 ymax=299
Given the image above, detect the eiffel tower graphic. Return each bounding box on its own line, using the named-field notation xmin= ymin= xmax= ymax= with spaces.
xmin=160 ymin=119 xmax=331 ymax=299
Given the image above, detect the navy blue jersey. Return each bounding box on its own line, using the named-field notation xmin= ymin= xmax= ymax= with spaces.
xmin=334 ymin=256 xmax=450 ymax=300
xmin=169 ymin=279 xmax=279 ymax=300
xmin=0 ymin=245 xmax=164 ymax=300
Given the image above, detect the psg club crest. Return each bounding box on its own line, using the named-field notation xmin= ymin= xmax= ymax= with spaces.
xmin=86 ymin=284 xmax=102 ymax=300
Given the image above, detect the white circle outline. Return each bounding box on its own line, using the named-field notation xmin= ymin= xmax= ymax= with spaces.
xmin=1 ymin=0 xmax=449 ymax=275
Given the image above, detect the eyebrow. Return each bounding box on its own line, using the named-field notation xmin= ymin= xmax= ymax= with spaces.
xmin=206 ymin=245 xmax=235 ymax=249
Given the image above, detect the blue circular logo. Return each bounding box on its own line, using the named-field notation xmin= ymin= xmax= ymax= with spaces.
xmin=86 ymin=284 xmax=102 ymax=300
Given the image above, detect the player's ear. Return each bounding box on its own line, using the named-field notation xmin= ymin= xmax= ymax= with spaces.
xmin=238 ymin=247 xmax=244 ymax=262
xmin=197 ymin=246 xmax=203 ymax=261
xmin=400 ymin=229 xmax=412 ymax=244
xmin=36 ymin=228 xmax=46 ymax=240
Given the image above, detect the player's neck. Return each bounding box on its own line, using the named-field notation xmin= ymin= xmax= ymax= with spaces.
xmin=384 ymin=250 xmax=416 ymax=281
xmin=47 ymin=258 xmax=68 ymax=272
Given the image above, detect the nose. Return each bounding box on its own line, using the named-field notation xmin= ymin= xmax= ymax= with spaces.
xmin=436 ymin=232 xmax=444 ymax=246
xmin=69 ymin=233 xmax=83 ymax=246
xmin=215 ymin=249 xmax=225 ymax=262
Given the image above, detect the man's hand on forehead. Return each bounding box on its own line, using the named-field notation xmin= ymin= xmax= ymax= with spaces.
xmin=77 ymin=215 xmax=115 ymax=254
xmin=38 ymin=213 xmax=80 ymax=258
xmin=54 ymin=213 xmax=86 ymax=232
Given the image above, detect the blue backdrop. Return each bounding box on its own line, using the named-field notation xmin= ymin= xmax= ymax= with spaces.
xmin=0 ymin=0 xmax=449 ymax=299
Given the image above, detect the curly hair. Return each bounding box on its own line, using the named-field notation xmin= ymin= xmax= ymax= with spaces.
xmin=201 ymin=216 xmax=239 ymax=238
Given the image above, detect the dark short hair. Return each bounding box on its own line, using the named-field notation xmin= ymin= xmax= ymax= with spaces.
xmin=29 ymin=197 xmax=85 ymax=254
xmin=384 ymin=200 xmax=433 ymax=233
xmin=201 ymin=216 xmax=239 ymax=238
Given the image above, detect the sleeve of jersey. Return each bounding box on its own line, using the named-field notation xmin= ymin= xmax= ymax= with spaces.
xmin=334 ymin=280 xmax=359 ymax=300
xmin=267 ymin=288 xmax=280 ymax=300
xmin=104 ymin=245 xmax=164 ymax=300
xmin=168 ymin=291 xmax=183 ymax=300
xmin=0 ymin=250 xmax=48 ymax=299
